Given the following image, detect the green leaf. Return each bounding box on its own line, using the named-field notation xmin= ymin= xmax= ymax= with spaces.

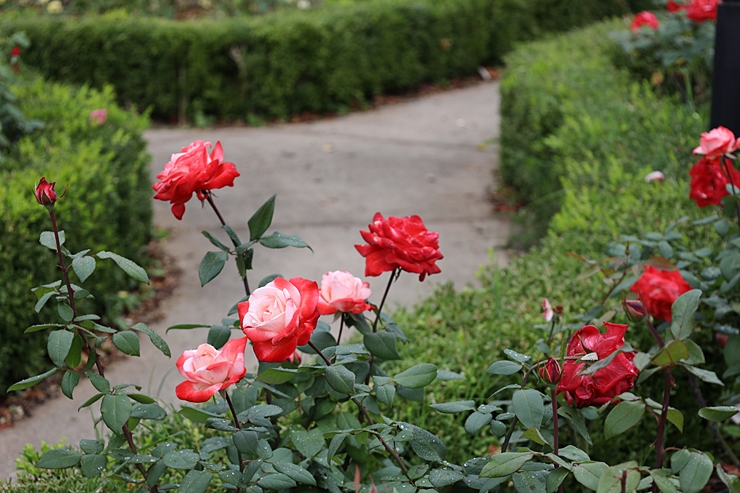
xmin=232 ymin=430 xmax=262 ymax=456
xmin=430 ymin=400 xmax=476 ymax=414
xmin=101 ymin=394 xmax=132 ymax=433
xmin=97 ymin=251 xmax=149 ymax=284
xmin=667 ymin=409 xmax=684 ymax=432
xmin=325 ymin=365 xmax=356 ymax=394
xmin=716 ymin=464 xmax=740 ymax=493
xmin=255 ymin=368 xmax=297 ymax=385
xmin=604 ymin=401 xmax=645 ymax=440
xmin=165 ymin=323 xmax=210 ymax=332
xmin=25 ymin=323 xmax=65 ymax=333
xmin=596 ymin=462 xmax=640 ymax=493
xmin=650 ymin=470 xmax=678 ymax=493
xmin=36 ymin=449 xmax=81 ymax=469
xmin=546 ymin=467 xmax=570 ymax=493
xmin=364 ymin=331 xmax=401 ymax=360
xmin=408 ymin=424 xmax=447 ymax=462
xmin=698 ymin=406 xmax=740 ymax=421
xmin=8 ymin=367 xmax=58 ymax=392
xmin=512 ymin=389 xmax=544 ymax=429
xmin=163 ymin=449 xmax=200 ymax=469
xmin=61 ymin=370 xmax=79 ymax=399
xmin=558 ymin=445 xmax=590 ymax=462
xmin=521 ymin=427 xmax=549 ymax=446
xmin=85 ymin=371 xmax=110 ymax=393
xmin=513 ymin=471 xmax=545 ymax=493
xmin=72 ymin=256 xmax=96 ymax=283
xmin=80 ymin=454 xmax=107 ymax=478
xmin=679 ymin=451 xmax=712 ymax=493
xmin=57 ymin=302 xmax=74 ymax=322
xmin=393 ymin=363 xmax=438 ymax=389
xmin=716 ymin=218 xmax=730 ymax=236
xmin=683 ymin=365 xmax=724 ymax=385
xmin=207 ymin=325 xmax=232 ymax=349
xmin=651 ymin=340 xmax=689 ymax=367
xmin=480 ymin=452 xmax=534 ymax=478
xmin=327 ymin=433 xmax=347 ymax=462
xmin=291 ymin=428 xmax=324 ymax=459
xmin=671 ymin=449 xmax=690 ymax=473
xmin=199 ymin=251 xmax=228 ymax=286
xmin=178 ymin=470 xmax=212 ymax=493
xmin=47 ymin=329 xmax=75 ymax=367
xmin=127 ymin=323 xmax=169 ymax=358
xmin=131 ymin=403 xmax=166 ymax=420
xmin=683 ymin=339 xmax=705 ymax=365
xmin=77 ymin=393 xmax=104 ymax=411
xmin=112 ymin=331 xmax=140 ymax=356
xmin=248 ymin=194 xmax=276 ymax=241
xmin=65 ymin=334 xmax=83 ymax=368
xmin=222 ymin=225 xmax=242 ymax=246
xmin=558 ymin=405 xmax=592 ymax=445
xmin=202 ymin=230 xmax=229 ymax=251
xmin=430 ymin=468 xmax=464 ymax=488
xmin=572 ymin=462 xmax=608 ymax=490
xmin=259 ymin=231 xmax=312 ymax=251
xmin=257 ymin=473 xmax=297 ymax=490
xmin=487 ymin=360 xmax=523 ymax=375
xmin=669 ymin=290 xmax=702 ymax=341
xmin=273 ymin=462 xmax=317 ymax=486
xmin=39 ymin=230 xmax=64 ymax=250
xmin=376 ymin=383 xmax=396 ymax=406
xmin=465 ymin=411 xmax=492 ymax=435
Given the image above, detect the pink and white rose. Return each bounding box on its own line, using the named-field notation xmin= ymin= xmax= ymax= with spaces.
xmin=318 ymin=270 xmax=372 ymax=315
xmin=239 ymin=277 xmax=320 ymax=362
xmin=693 ymin=126 xmax=740 ymax=158
xmin=175 ymin=337 xmax=247 ymax=402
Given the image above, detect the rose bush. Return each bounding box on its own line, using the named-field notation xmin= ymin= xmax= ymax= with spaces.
xmin=175 ymin=338 xmax=248 ymax=402
xmin=152 ymin=140 xmax=239 ymax=220
xmin=629 ymin=11 xmax=660 ymax=30
xmin=355 ymin=212 xmax=443 ymax=281
xmin=630 ymin=265 xmax=692 ymax=321
xmin=317 ymin=270 xmax=372 ymax=315
xmin=238 ymin=276 xmax=320 ymax=362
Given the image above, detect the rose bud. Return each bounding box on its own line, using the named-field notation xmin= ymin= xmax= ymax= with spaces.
xmin=623 ymin=299 xmax=646 ymax=322
xmin=35 ymin=177 xmax=57 ymax=206
xmin=539 ymin=358 xmax=562 ymax=384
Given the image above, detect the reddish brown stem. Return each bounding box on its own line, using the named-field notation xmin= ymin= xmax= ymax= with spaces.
xmin=204 ymin=191 xmax=251 ymax=297
xmin=654 ymin=369 xmax=672 ymax=470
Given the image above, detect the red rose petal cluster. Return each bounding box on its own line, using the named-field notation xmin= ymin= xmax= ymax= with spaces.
xmin=630 ymin=266 xmax=692 ymax=321
xmin=667 ymin=0 xmax=688 ymax=12
xmin=152 ymin=140 xmax=240 ymax=220
xmin=630 ymin=11 xmax=660 ymax=30
xmin=355 ymin=212 xmax=443 ymax=281
xmin=239 ymin=277 xmax=320 ymax=362
xmin=175 ymin=337 xmax=247 ymax=402
xmin=689 ymin=157 xmax=740 ymax=207
xmin=557 ymin=323 xmax=638 ymax=408
xmin=35 ymin=177 xmax=57 ymax=206
xmin=686 ymin=0 xmax=720 ymax=22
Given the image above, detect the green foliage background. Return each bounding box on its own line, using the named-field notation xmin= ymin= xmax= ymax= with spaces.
xmin=0 ymin=79 xmax=151 ymax=395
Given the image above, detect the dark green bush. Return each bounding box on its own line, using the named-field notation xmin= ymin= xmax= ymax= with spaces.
xmin=0 ymin=0 xmax=646 ymax=122
xmin=0 ymin=78 xmax=151 ymax=395
xmin=388 ymin=20 xmax=719 ymax=466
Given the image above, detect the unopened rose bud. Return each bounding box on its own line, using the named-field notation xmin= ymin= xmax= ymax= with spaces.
xmin=623 ymin=299 xmax=645 ymax=322
xmin=542 ymin=298 xmax=554 ymax=322
xmin=553 ymin=305 xmax=564 ymax=316
xmin=35 ymin=177 xmax=57 ymax=206
xmin=11 ymin=45 xmax=20 ymax=58
xmin=539 ymin=358 xmax=562 ymax=384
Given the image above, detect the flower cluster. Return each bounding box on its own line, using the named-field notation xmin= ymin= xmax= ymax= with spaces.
xmin=688 ymin=127 xmax=740 ymax=208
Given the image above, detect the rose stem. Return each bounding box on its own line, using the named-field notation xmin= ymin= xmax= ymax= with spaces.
xmin=371 ymin=268 xmax=398 ymax=333
xmin=654 ymin=369 xmax=673 ymax=473
xmin=721 ymin=156 xmax=740 ymax=229
xmin=49 ymin=207 xmax=157 ymax=492
xmin=644 ymin=316 xmax=665 ymax=349
xmin=204 ymin=191 xmax=251 ymax=297
xmin=337 ymin=315 xmax=345 ymax=346
xmin=222 ymin=390 xmax=244 ymax=488
xmin=547 ymin=317 xmax=557 ymax=345
xmin=687 ymin=373 xmax=740 ymax=468
xmin=307 ymin=341 xmax=408 ymax=474
xmin=550 ymin=387 xmax=563 ymax=493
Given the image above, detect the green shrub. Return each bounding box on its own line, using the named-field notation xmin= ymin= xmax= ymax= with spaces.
xmin=387 ymin=20 xmax=719 ymax=466
xmin=0 ymin=77 xmax=151 ymax=395
xmin=0 ymin=0 xmax=646 ymax=122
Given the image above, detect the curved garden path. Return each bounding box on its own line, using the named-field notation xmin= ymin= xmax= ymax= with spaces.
xmin=0 ymin=81 xmax=510 ymax=478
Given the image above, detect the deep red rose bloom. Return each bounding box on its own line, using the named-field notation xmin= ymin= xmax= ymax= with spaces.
xmin=557 ymin=323 xmax=638 ymax=408
xmin=688 ymin=157 xmax=740 ymax=208
xmin=35 ymin=177 xmax=57 ymax=206
xmin=539 ymin=358 xmax=562 ymax=384
xmin=630 ymin=11 xmax=660 ymax=30
xmin=686 ymin=0 xmax=720 ymax=22
xmin=10 ymin=45 xmax=20 ymax=58
xmin=630 ymin=266 xmax=692 ymax=321
xmin=667 ymin=0 xmax=688 ymax=12
xmin=239 ymin=277 xmax=320 ymax=362
xmin=152 ymin=140 xmax=239 ymax=220
xmin=355 ymin=212 xmax=443 ymax=281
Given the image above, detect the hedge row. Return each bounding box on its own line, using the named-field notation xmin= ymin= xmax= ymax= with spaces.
xmin=0 ymin=0 xmax=649 ymax=122
xmin=0 ymin=78 xmax=152 ymax=395
xmin=389 ymin=20 xmax=717 ymax=466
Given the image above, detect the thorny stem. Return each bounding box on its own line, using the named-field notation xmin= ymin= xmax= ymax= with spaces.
xmin=654 ymin=369 xmax=673 ymax=472
xmin=308 ymin=341 xmax=408 ymax=474
xmin=367 ymin=269 xmax=399 ymax=383
xmin=337 ymin=315 xmax=345 ymax=346
xmin=687 ymin=373 xmax=740 ymax=468
xmin=644 ymin=316 xmax=665 ymax=349
xmin=49 ymin=207 xmax=158 ymax=492
xmin=223 ymin=391 xmax=244 ymax=492
xmin=721 ymin=157 xmax=740 ymax=230
xmin=204 ymin=191 xmax=251 ymax=297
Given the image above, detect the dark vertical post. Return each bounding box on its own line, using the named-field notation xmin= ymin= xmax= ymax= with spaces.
xmin=710 ymin=0 xmax=740 ymax=134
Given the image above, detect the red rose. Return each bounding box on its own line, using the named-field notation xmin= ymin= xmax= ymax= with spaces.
xmin=630 ymin=266 xmax=692 ymax=321
xmin=557 ymin=323 xmax=638 ymax=408
xmin=539 ymin=358 xmax=562 ymax=384
xmin=686 ymin=0 xmax=720 ymax=22
xmin=688 ymin=157 xmax=740 ymax=207
xmin=630 ymin=11 xmax=660 ymax=30
xmin=175 ymin=337 xmax=247 ymax=403
xmin=667 ymin=0 xmax=688 ymax=12
xmin=10 ymin=45 xmax=20 ymax=58
xmin=238 ymin=277 xmax=320 ymax=362
xmin=35 ymin=177 xmax=57 ymax=206
xmin=693 ymin=126 xmax=740 ymax=158
xmin=152 ymin=140 xmax=240 ymax=220
xmin=355 ymin=213 xmax=443 ymax=281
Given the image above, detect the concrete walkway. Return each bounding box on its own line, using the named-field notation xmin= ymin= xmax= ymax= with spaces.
xmin=0 ymin=81 xmax=510 ymax=479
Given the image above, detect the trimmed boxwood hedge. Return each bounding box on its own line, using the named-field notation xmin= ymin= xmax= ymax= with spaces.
xmin=0 ymin=0 xmax=649 ymax=122
xmin=388 ymin=20 xmax=720 ymax=466
xmin=0 ymin=78 xmax=151 ymax=395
